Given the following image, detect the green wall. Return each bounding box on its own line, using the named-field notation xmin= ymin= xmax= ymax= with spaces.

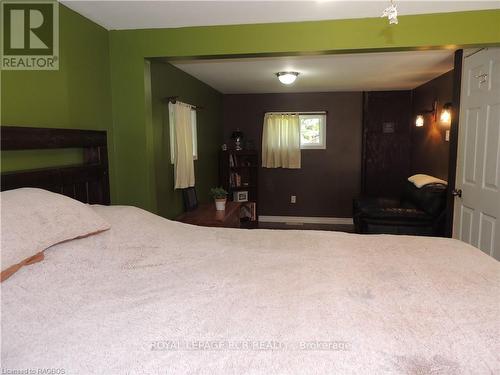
xmin=150 ymin=61 xmax=223 ymax=218
xmin=109 ymin=10 xmax=500 ymax=212
xmin=1 ymin=5 xmax=114 ymax=194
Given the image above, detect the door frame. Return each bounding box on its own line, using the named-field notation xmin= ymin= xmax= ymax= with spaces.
xmin=444 ymin=49 xmax=464 ymax=237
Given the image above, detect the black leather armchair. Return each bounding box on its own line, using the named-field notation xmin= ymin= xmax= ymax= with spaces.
xmin=353 ymin=181 xmax=447 ymax=236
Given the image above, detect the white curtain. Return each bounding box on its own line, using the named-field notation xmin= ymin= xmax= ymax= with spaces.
xmin=168 ymin=102 xmax=195 ymax=189
xmin=262 ymin=113 xmax=301 ymax=169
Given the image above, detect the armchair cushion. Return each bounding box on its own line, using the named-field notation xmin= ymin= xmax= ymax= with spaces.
xmin=401 ymin=181 xmax=447 ymax=217
xmin=364 ymin=207 xmax=432 ymax=221
xmin=354 ymin=197 xmax=400 ymax=211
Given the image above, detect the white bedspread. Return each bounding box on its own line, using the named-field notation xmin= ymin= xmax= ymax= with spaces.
xmin=2 ymin=205 xmax=499 ymax=374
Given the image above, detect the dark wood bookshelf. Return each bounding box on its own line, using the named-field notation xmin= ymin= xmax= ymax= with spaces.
xmin=219 ymin=150 xmax=258 ymax=227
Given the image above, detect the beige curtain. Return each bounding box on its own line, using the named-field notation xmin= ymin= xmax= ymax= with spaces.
xmin=169 ymin=102 xmax=195 ymax=189
xmin=262 ymin=113 xmax=301 ymax=169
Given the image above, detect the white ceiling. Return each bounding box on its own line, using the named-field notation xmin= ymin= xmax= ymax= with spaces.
xmin=61 ymin=1 xmax=500 ymax=30
xmin=170 ymin=50 xmax=454 ymax=93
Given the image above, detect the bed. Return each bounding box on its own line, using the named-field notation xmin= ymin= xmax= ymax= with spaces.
xmin=1 ymin=127 xmax=499 ymax=374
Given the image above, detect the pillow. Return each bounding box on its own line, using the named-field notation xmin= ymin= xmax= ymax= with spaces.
xmin=1 ymin=188 xmax=110 ymax=281
xmin=408 ymin=174 xmax=447 ymax=188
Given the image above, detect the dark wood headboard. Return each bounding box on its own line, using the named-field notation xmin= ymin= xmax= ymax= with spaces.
xmin=1 ymin=126 xmax=110 ymax=205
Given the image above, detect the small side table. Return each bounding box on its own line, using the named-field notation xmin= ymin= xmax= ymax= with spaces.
xmin=176 ymin=202 xmax=241 ymax=228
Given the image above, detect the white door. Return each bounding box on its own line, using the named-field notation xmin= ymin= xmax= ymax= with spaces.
xmin=453 ymin=48 xmax=500 ymax=260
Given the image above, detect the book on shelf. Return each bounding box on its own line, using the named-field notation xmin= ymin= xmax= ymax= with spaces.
xmin=229 ymin=172 xmax=242 ymax=188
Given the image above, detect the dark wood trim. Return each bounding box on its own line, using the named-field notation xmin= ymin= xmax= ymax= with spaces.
xmin=360 ymin=92 xmax=368 ymax=195
xmin=1 ymin=126 xmax=107 ymax=150
xmin=1 ymin=126 xmax=110 ymax=205
xmin=444 ymin=49 xmax=463 ymax=237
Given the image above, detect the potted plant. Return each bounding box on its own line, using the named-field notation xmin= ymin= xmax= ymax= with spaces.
xmin=210 ymin=187 xmax=228 ymax=211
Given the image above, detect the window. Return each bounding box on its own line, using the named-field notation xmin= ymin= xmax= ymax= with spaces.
xmin=169 ymin=104 xmax=198 ymax=164
xmin=299 ymin=114 xmax=326 ymax=149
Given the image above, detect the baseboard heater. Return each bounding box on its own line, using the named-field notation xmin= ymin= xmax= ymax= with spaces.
xmin=259 ymin=216 xmax=353 ymax=225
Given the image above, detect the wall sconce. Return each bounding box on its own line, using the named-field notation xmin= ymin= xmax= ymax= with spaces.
xmin=415 ymin=115 xmax=424 ymax=127
xmin=415 ymin=100 xmax=437 ymax=127
xmin=440 ymin=102 xmax=452 ymax=125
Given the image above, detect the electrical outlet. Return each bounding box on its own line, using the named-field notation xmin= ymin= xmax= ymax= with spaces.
xmin=445 ymin=130 xmax=450 ymax=142
xmin=291 ymin=195 xmax=296 ymax=204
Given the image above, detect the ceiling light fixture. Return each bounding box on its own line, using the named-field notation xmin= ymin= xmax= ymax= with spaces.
xmin=381 ymin=0 xmax=398 ymax=25
xmin=276 ymin=72 xmax=299 ymax=85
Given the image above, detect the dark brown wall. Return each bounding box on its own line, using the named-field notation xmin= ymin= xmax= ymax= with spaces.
xmin=410 ymin=70 xmax=454 ymax=181
xmin=362 ymin=91 xmax=413 ymax=198
xmin=223 ymin=92 xmax=363 ymax=217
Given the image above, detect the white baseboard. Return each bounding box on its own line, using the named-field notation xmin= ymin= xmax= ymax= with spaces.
xmin=259 ymin=216 xmax=353 ymax=225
